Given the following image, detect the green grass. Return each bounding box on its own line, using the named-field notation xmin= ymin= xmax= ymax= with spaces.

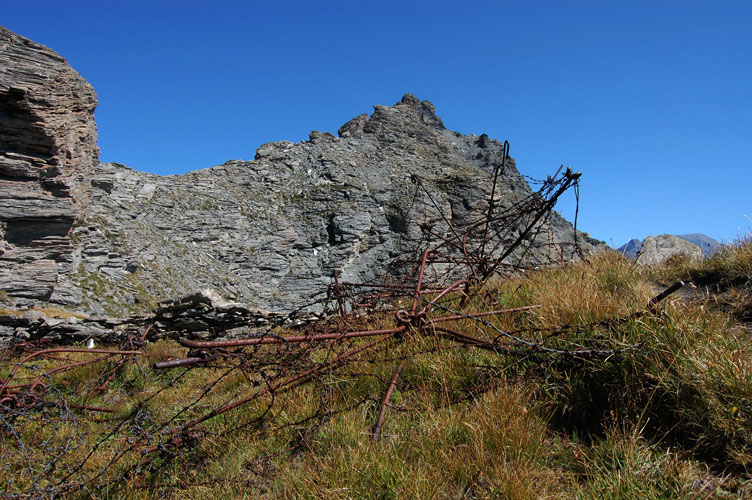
xmin=2 ymin=238 xmax=752 ymax=498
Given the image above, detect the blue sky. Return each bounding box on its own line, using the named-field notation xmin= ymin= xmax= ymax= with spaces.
xmin=3 ymin=1 xmax=750 ymax=246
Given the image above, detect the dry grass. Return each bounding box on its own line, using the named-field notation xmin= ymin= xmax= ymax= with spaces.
xmin=653 ymin=234 xmax=752 ymax=290
xmin=2 ymin=239 xmax=752 ymax=498
xmin=498 ymin=250 xmax=652 ymax=328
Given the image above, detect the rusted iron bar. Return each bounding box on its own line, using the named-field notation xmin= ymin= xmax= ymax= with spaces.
xmin=153 ymin=357 xmax=207 ymax=370
xmin=332 ymin=270 xmax=346 ymax=317
xmin=432 ymin=326 xmax=531 ymax=357
xmin=339 ymin=281 xmax=445 ymax=294
xmin=177 ymin=326 xmax=405 ymax=350
xmin=411 ymin=249 xmax=431 ymax=316
xmin=592 ymin=280 xmax=686 ymax=328
xmin=646 ymin=281 xmax=685 ymax=313
xmin=371 ymin=359 xmax=405 ymax=442
xmin=137 ymin=324 xmax=153 ymax=344
xmin=95 ymin=357 xmax=132 ymax=395
xmin=479 ymin=140 xmax=510 ymax=259
xmin=417 ymin=279 xmax=471 ymax=316
xmin=462 ymin=233 xmax=480 ymax=281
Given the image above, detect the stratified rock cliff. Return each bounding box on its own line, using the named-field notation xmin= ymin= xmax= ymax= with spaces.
xmin=0 ymin=27 xmax=98 ymax=306
xmin=0 ymin=28 xmax=605 ymax=322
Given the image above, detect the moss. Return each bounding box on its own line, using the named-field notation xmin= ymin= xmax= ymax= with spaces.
xmin=0 ymin=307 xmax=22 ymax=317
xmin=71 ymin=266 xmax=159 ymax=317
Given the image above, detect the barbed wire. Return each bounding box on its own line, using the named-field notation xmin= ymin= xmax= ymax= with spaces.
xmin=0 ymin=147 xmax=676 ymax=498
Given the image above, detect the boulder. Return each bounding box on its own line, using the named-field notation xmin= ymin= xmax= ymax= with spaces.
xmin=635 ymin=234 xmax=703 ymax=266
xmin=618 ymin=234 xmax=720 ymax=259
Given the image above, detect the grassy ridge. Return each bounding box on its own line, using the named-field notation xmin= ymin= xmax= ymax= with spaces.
xmin=2 ymin=238 xmax=751 ymax=498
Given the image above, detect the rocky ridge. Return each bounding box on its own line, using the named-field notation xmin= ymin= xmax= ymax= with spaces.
xmin=0 ymin=289 xmax=315 ymax=345
xmin=69 ymin=95 xmax=603 ymax=319
xmin=0 ymin=28 xmax=605 ymax=343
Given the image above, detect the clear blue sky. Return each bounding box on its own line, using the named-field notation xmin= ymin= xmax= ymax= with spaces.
xmin=3 ymin=1 xmax=750 ymax=247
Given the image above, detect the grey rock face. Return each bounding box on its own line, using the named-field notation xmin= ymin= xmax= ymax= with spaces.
xmin=0 ymin=27 xmax=98 ymax=306
xmin=635 ymin=234 xmax=702 ymax=266
xmin=68 ymin=95 xmax=604 ymax=317
xmin=0 ymin=28 xmax=605 ymax=322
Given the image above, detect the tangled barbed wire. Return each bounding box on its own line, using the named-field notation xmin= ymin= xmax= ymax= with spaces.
xmin=0 ymin=145 xmax=683 ymax=498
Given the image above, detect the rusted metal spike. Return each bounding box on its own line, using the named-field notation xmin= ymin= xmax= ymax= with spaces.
xmin=371 ymin=359 xmax=406 ymax=441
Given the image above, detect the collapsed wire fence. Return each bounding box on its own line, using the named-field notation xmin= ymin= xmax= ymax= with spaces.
xmin=0 ymin=144 xmax=684 ymax=498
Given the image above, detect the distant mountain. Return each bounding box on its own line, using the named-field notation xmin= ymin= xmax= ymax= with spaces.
xmin=617 ymin=234 xmax=720 ymax=259
xmin=617 ymin=239 xmax=642 ymax=259
xmin=676 ymin=234 xmax=721 ymax=257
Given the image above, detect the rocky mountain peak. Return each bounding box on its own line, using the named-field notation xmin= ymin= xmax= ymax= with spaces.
xmin=363 ymin=93 xmax=446 ymax=140
xmin=1 ymin=28 xmax=605 ymax=335
xmin=336 ymin=93 xmax=446 ymax=142
xmin=395 ymin=92 xmax=444 ymax=128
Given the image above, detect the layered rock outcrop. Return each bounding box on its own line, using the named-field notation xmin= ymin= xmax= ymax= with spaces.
xmin=0 ymin=289 xmax=315 ymax=345
xmin=0 ymin=27 xmax=98 ymax=306
xmin=68 ymin=94 xmax=603 ymax=317
xmin=1 ymin=28 xmax=605 ymax=330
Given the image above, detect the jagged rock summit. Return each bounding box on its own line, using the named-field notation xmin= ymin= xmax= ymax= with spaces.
xmin=1 ymin=28 xmax=605 ymax=327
